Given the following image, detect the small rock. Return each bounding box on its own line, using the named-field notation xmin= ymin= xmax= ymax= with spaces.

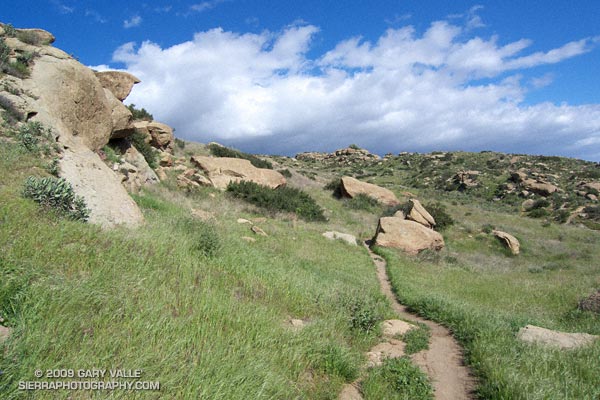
xmin=492 ymin=230 xmax=520 ymax=255
xmin=0 ymin=326 xmax=11 ymax=343
xmin=322 ymin=231 xmax=357 ymax=246
xmin=517 ymin=325 xmax=598 ymax=349
xmin=382 ymin=319 xmax=415 ymax=337
xmin=251 ymin=225 xmax=268 ymax=236
xmin=241 ymin=236 xmax=256 ymax=243
xmin=365 ymin=339 xmax=405 ymax=367
xmin=237 ymin=218 xmax=252 ymax=224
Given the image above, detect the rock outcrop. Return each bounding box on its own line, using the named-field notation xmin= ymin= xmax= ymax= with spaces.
xmin=517 ymin=325 xmax=598 ymax=349
xmin=95 ymin=71 xmax=141 ymax=101
xmin=340 ymin=176 xmax=399 ymax=207
xmin=406 ymin=199 xmax=436 ymax=228
xmin=133 ymin=121 xmax=174 ymax=153
xmin=2 ymin=24 xmax=146 ymax=227
xmin=492 ymin=230 xmax=520 ymax=255
xmin=296 ymin=146 xmax=380 ymax=165
xmin=373 ymin=217 xmax=445 ymax=255
xmin=190 ymin=156 xmax=286 ymax=190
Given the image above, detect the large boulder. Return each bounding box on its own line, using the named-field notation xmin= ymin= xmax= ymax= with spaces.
xmin=103 ymin=89 xmax=134 ymax=139
xmin=119 ymin=144 xmax=159 ymax=192
xmin=340 ymin=176 xmax=399 ymax=207
xmin=132 ymin=121 xmax=174 ymax=152
xmin=517 ymin=325 xmax=598 ymax=349
xmin=373 ymin=217 xmax=445 ymax=255
xmin=322 ymin=231 xmax=357 ymax=246
xmin=94 ymin=71 xmax=140 ymax=101
xmin=190 ymin=156 xmax=286 ymax=190
xmin=406 ymin=199 xmax=436 ymax=228
xmin=59 ymin=139 xmax=144 ymax=228
xmin=27 ymin=54 xmax=114 ymax=150
xmin=492 ymin=230 xmax=520 ymax=255
xmin=15 ymin=28 xmax=55 ymax=44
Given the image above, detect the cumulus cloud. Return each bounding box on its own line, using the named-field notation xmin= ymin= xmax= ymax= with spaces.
xmin=114 ymin=17 xmax=600 ymax=160
xmin=123 ymin=15 xmax=142 ymax=29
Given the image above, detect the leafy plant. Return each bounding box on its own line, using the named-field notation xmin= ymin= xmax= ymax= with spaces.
xmin=342 ymin=295 xmax=383 ymax=333
xmin=424 ymin=202 xmax=454 ymax=231
xmin=208 ymin=143 xmax=273 ymax=169
xmin=45 ymin=158 xmax=60 ymax=176
xmin=226 ymin=180 xmax=326 ymax=222
xmin=22 ymin=176 xmax=89 ymax=221
xmin=362 ymin=357 xmax=434 ymax=399
xmin=15 ymin=121 xmax=55 ymax=154
xmin=2 ymin=24 xmax=16 ymax=37
xmin=126 ymin=104 xmax=154 ymax=121
xmin=101 ymin=145 xmax=121 ymax=164
xmin=402 ymin=324 xmax=431 ymax=355
xmin=348 ymin=143 xmax=361 ymax=150
xmin=130 ymin=131 xmax=158 ymax=168
xmin=278 ymin=169 xmax=292 ymax=178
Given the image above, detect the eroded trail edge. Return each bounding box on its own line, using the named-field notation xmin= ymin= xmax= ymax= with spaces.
xmin=367 ymin=245 xmax=476 ymax=400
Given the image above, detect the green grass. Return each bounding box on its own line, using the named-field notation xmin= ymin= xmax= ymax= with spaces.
xmin=361 ymin=357 xmax=433 ymax=400
xmin=374 ymin=209 xmax=600 ymax=399
xmin=401 ymin=323 xmax=430 ymax=355
xmin=0 ymin=140 xmax=392 ymax=399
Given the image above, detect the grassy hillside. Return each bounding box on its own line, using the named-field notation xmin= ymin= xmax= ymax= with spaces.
xmin=0 ymin=139 xmax=393 ymax=399
xmin=1 ymin=135 xmax=600 ymax=399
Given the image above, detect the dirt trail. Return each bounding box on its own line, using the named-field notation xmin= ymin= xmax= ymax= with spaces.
xmin=367 ymin=245 xmax=476 ymax=400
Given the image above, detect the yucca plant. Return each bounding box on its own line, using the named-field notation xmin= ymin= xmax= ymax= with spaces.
xmin=22 ymin=176 xmax=90 ymax=221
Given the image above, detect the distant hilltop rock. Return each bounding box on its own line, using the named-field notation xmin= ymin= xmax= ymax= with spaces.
xmin=296 ymin=146 xmax=381 ymax=165
xmin=0 ymin=23 xmax=176 ymax=228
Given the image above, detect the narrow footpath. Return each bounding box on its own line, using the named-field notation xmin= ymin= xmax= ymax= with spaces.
xmin=340 ymin=244 xmax=476 ymax=400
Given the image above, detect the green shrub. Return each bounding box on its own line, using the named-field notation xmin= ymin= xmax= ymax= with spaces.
xmin=2 ymin=24 xmax=16 ymax=37
xmin=425 ymin=202 xmax=454 ymax=231
xmin=348 ymin=143 xmax=361 ymax=150
xmin=278 ymin=169 xmax=292 ymax=178
xmin=22 ymin=176 xmax=89 ymax=221
xmin=402 ymin=325 xmax=430 ymax=355
xmin=340 ymin=294 xmax=383 ymax=334
xmin=208 ymin=143 xmax=273 ymax=169
xmin=226 ymin=180 xmax=326 ymax=222
xmin=0 ymin=94 xmax=22 ymax=124
xmin=531 ymin=199 xmax=550 ymax=209
xmin=101 ymin=145 xmax=121 ymax=164
xmin=174 ymin=138 xmax=186 ymax=149
xmin=175 ymin=217 xmax=221 ymax=258
xmin=0 ymin=38 xmax=9 ymax=64
xmin=361 ymin=357 xmax=434 ymax=400
xmin=528 ymin=208 xmax=549 ymax=218
xmin=346 ymin=193 xmax=380 ymax=212
xmin=324 ymin=177 xmax=343 ymax=197
xmin=383 ymin=201 xmax=413 ymax=218
xmin=130 ymin=132 xmax=158 ymax=168
xmin=45 ymin=158 xmax=60 ymax=176
xmin=15 ymin=121 xmax=55 ymax=154
xmin=126 ymin=104 xmax=154 ymax=121
xmin=481 ymin=223 xmax=495 ymax=234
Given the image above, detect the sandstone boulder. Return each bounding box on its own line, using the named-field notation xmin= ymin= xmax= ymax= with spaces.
xmin=16 ymin=28 xmax=55 ymax=44
xmin=340 ymin=176 xmax=399 ymax=207
xmin=94 ymin=71 xmax=140 ymax=101
xmin=59 ymin=139 xmax=144 ymax=228
xmin=132 ymin=121 xmax=174 ymax=152
xmin=406 ymin=199 xmax=436 ymax=228
xmin=322 ymin=231 xmax=357 ymax=246
xmin=103 ymin=89 xmax=134 ymax=139
xmin=28 ymin=54 xmax=114 ymax=150
xmin=517 ymin=325 xmax=598 ymax=349
xmin=492 ymin=230 xmax=520 ymax=255
xmin=120 ymin=144 xmax=159 ymax=191
xmin=190 ymin=156 xmax=286 ymax=190
xmin=373 ymin=217 xmax=445 ymax=255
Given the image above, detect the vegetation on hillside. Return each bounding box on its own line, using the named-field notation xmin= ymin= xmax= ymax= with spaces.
xmin=126 ymin=103 xmax=154 ymax=121
xmin=226 ymin=180 xmax=326 ymax=222
xmin=209 ymin=142 xmax=273 ymax=169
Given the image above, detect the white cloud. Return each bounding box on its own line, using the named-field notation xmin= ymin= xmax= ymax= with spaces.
xmin=123 ymin=15 xmax=142 ymax=29
xmin=114 ymin=18 xmax=600 ymax=160
xmin=190 ymin=0 xmax=227 ymax=13
xmin=85 ymin=9 xmax=107 ymax=24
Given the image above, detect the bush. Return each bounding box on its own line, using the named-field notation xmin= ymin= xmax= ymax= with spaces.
xmin=346 ymin=193 xmax=380 ymax=212
xmin=531 ymin=199 xmax=550 ymax=209
xmin=278 ymin=169 xmax=292 ymax=178
xmin=208 ymin=143 xmax=273 ymax=169
xmin=15 ymin=121 xmax=55 ymax=154
xmin=361 ymin=357 xmax=433 ymax=399
xmin=174 ymin=138 xmax=186 ymax=149
xmin=2 ymin=24 xmax=16 ymax=37
xmin=425 ymin=202 xmax=454 ymax=231
xmin=176 ymin=217 xmax=221 ymax=257
xmin=0 ymin=94 xmax=23 ymax=124
xmin=402 ymin=325 xmax=430 ymax=355
xmin=22 ymin=176 xmax=89 ymax=221
xmin=126 ymin=104 xmax=154 ymax=121
xmin=383 ymin=201 xmax=413 ymax=218
xmin=528 ymin=208 xmax=549 ymax=218
xmin=344 ymin=295 xmax=382 ymax=333
xmin=324 ymin=177 xmax=343 ymax=197
xmin=226 ymin=180 xmax=326 ymax=222
xmin=101 ymin=145 xmax=121 ymax=164
xmin=130 ymin=132 xmax=158 ymax=168
xmin=348 ymin=143 xmax=361 ymax=150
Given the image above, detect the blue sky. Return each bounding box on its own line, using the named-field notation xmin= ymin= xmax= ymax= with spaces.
xmin=3 ymin=1 xmax=600 ymax=160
